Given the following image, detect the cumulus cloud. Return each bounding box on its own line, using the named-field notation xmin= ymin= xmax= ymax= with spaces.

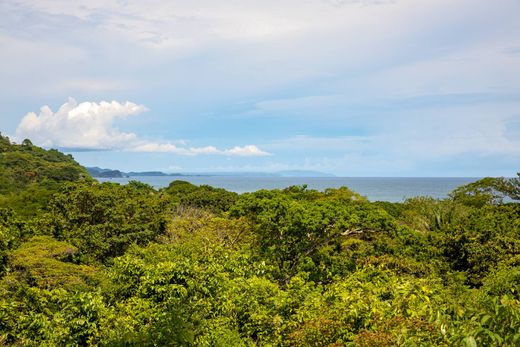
xmin=16 ymin=98 xmax=146 ymax=150
xmin=224 ymin=145 xmax=270 ymax=156
xmin=131 ymin=142 xmax=270 ymax=157
xmin=15 ymin=98 xmax=270 ymax=157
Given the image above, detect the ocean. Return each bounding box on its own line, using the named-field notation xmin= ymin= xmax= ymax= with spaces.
xmin=96 ymin=176 xmax=481 ymax=202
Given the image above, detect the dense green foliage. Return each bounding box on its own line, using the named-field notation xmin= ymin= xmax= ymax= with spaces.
xmin=0 ymin=139 xmax=519 ymax=346
xmin=164 ymin=180 xmax=239 ymax=213
xmin=0 ymin=134 xmax=91 ymax=216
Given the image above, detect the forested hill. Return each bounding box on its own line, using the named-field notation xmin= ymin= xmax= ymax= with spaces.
xmin=0 ymin=137 xmax=519 ymax=346
xmin=0 ymin=134 xmax=91 ymax=214
xmin=0 ymin=134 xmax=90 ymax=191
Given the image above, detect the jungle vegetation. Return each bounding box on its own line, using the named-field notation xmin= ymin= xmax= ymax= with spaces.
xmin=0 ymin=134 xmax=519 ymax=346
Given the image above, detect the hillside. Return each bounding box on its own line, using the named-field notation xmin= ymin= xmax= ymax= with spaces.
xmin=0 ymin=134 xmax=91 ymax=214
xmin=0 ymin=134 xmax=90 ymax=192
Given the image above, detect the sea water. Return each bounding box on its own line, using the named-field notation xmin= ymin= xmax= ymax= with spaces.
xmin=96 ymin=176 xmax=480 ymax=202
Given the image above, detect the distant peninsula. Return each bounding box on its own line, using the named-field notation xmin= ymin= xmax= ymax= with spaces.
xmin=86 ymin=167 xmax=335 ymax=178
xmin=87 ymin=167 xmax=126 ymax=178
xmin=87 ymin=167 xmax=184 ymax=178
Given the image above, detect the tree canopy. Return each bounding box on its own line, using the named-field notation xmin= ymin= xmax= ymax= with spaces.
xmin=0 ymin=138 xmax=519 ymax=346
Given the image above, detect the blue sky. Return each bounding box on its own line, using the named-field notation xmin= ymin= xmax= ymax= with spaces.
xmin=1 ymin=0 xmax=519 ymax=176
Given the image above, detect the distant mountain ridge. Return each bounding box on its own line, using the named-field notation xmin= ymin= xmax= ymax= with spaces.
xmin=87 ymin=167 xmax=126 ymax=178
xmin=87 ymin=167 xmax=184 ymax=178
xmin=86 ymin=167 xmax=335 ymax=178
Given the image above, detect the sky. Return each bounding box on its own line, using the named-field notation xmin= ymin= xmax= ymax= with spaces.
xmin=1 ymin=0 xmax=519 ymax=176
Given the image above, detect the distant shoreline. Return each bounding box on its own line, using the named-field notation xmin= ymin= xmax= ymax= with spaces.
xmin=86 ymin=167 xmax=336 ymax=179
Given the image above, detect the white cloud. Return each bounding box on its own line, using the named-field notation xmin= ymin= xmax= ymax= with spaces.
xmin=224 ymin=145 xmax=270 ymax=156
xmin=131 ymin=142 xmax=270 ymax=157
xmin=15 ymin=98 xmax=270 ymax=156
xmin=130 ymin=142 xmax=191 ymax=154
xmin=16 ymin=98 xmax=145 ymax=150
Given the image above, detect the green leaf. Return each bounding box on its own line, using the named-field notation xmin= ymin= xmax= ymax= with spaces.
xmin=463 ymin=336 xmax=477 ymax=347
xmin=480 ymin=315 xmax=491 ymax=326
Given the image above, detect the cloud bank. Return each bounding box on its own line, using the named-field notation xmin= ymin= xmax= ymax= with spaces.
xmin=130 ymin=143 xmax=269 ymax=157
xmin=15 ymin=99 xmax=270 ymax=157
xmin=2 ymin=0 xmax=519 ymax=175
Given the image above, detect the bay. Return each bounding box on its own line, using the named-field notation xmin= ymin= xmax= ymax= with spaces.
xmin=96 ymin=176 xmax=480 ymax=202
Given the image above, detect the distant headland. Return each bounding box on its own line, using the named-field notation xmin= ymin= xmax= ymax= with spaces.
xmin=86 ymin=167 xmax=335 ymax=178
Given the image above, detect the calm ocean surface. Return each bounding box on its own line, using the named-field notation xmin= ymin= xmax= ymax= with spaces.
xmin=97 ymin=176 xmax=480 ymax=202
